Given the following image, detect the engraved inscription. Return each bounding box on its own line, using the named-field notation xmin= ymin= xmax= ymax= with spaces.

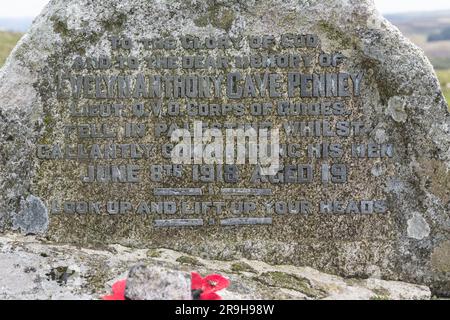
xmin=40 ymin=34 xmax=394 ymax=228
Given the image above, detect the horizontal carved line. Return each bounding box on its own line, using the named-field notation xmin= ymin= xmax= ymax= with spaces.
xmin=153 ymin=188 xmax=203 ymax=196
xmin=220 ymin=217 xmax=273 ymax=226
xmin=220 ymin=188 xmax=272 ymax=196
xmin=154 ymin=219 xmax=204 ymax=227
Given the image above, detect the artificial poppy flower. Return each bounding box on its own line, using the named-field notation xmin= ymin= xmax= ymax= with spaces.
xmin=191 ymin=272 xmax=230 ymax=300
xmin=102 ymin=279 xmax=127 ymax=300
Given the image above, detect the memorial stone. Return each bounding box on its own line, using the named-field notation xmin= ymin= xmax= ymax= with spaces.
xmin=0 ymin=0 xmax=449 ymax=295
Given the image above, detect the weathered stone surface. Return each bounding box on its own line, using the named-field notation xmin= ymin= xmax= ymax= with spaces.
xmin=125 ymin=265 xmax=191 ymax=300
xmin=12 ymin=195 xmax=49 ymax=235
xmin=407 ymin=212 xmax=431 ymax=240
xmin=0 ymin=234 xmax=432 ymax=300
xmin=0 ymin=0 xmax=448 ymax=296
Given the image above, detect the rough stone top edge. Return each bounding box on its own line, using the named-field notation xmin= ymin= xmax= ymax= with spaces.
xmin=0 ymin=0 xmax=441 ymax=84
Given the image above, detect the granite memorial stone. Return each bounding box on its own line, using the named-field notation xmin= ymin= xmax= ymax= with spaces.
xmin=0 ymin=0 xmax=449 ymax=295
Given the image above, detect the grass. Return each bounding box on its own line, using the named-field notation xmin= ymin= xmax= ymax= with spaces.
xmin=0 ymin=31 xmax=23 ymax=66
xmin=436 ymin=69 xmax=450 ymax=105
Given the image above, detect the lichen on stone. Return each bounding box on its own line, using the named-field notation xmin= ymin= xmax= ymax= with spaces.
xmin=317 ymin=21 xmax=354 ymax=49
xmin=100 ymin=12 xmax=127 ymax=32
xmin=431 ymin=241 xmax=450 ymax=273
xmin=371 ymin=287 xmax=391 ymax=298
xmin=46 ymin=266 xmax=75 ymax=285
xmin=230 ymin=262 xmax=256 ymax=273
xmin=194 ymin=5 xmax=235 ymax=31
xmin=12 ymin=195 xmax=49 ymax=235
xmin=51 ymin=17 xmax=69 ymax=37
xmin=146 ymin=249 xmax=161 ymax=258
xmin=254 ymin=271 xmax=327 ymax=298
xmin=407 ymin=212 xmax=431 ymax=240
xmin=176 ymin=255 xmax=204 ymax=266
xmin=370 ymin=295 xmax=390 ymax=300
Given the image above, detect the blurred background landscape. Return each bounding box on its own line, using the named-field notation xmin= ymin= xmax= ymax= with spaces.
xmin=387 ymin=11 xmax=450 ymax=103
xmin=0 ymin=5 xmax=449 ymax=104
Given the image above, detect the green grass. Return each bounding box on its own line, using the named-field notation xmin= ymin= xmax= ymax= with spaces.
xmin=436 ymin=69 xmax=450 ymax=105
xmin=0 ymin=31 xmax=23 ymax=66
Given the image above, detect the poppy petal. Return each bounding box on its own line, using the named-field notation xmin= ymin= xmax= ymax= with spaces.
xmin=112 ymin=279 xmax=127 ymax=294
xmin=102 ymin=293 xmax=125 ymax=300
xmin=102 ymin=279 xmax=126 ymax=300
xmin=202 ymin=274 xmax=230 ymax=293
xmin=190 ymin=272 xmax=204 ymax=290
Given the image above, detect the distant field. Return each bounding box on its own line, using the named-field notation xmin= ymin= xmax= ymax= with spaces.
xmin=404 ymin=33 xmax=450 ymax=69
xmin=387 ymin=11 xmax=450 ymax=71
xmin=386 ymin=11 xmax=450 ymax=106
xmin=437 ymin=70 xmax=450 ymax=104
xmin=0 ymin=31 xmax=23 ymax=66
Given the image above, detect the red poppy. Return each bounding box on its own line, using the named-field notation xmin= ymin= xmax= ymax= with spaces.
xmin=191 ymin=272 xmax=230 ymax=300
xmin=102 ymin=279 xmax=127 ymax=300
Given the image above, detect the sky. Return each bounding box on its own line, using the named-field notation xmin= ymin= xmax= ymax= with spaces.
xmin=0 ymin=0 xmax=49 ymax=17
xmin=1 ymin=0 xmax=450 ymax=17
xmin=375 ymin=0 xmax=450 ymax=14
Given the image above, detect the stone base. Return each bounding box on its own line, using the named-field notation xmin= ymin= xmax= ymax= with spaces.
xmin=0 ymin=233 xmax=432 ymax=300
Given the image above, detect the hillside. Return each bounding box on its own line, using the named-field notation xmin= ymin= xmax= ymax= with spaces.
xmin=386 ymin=11 xmax=450 ymax=69
xmin=0 ymin=31 xmax=23 ymax=66
xmin=384 ymin=12 xmax=450 ymax=104
xmin=437 ymin=69 xmax=450 ymax=103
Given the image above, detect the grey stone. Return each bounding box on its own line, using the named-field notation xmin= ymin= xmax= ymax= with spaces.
xmin=0 ymin=0 xmax=448 ymax=297
xmin=373 ymin=126 xmax=388 ymax=144
xmin=407 ymin=212 xmax=431 ymax=240
xmin=386 ymin=96 xmax=408 ymax=123
xmin=12 ymin=195 xmax=49 ymax=235
xmin=125 ymin=265 xmax=192 ymax=300
xmin=0 ymin=233 xmax=433 ymax=300
xmin=370 ymin=162 xmax=385 ymax=177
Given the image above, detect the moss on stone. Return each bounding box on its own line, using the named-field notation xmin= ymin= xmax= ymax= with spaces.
xmin=231 ymin=262 xmax=256 ymax=273
xmin=46 ymin=266 xmax=75 ymax=284
xmin=431 ymin=241 xmax=450 ymax=273
xmin=426 ymin=161 xmax=450 ymax=203
xmin=43 ymin=114 xmax=53 ymax=127
xmin=254 ymin=271 xmax=327 ymax=298
xmin=52 ymin=19 xmax=69 ymax=37
xmin=146 ymin=249 xmax=161 ymax=258
xmin=317 ymin=21 xmax=353 ymax=49
xmin=344 ymin=277 xmax=365 ymax=287
xmin=371 ymin=287 xmax=390 ymax=297
xmin=37 ymin=113 xmax=54 ymax=144
xmin=370 ymin=295 xmax=390 ymax=300
xmin=48 ymin=15 xmax=101 ymax=56
xmin=176 ymin=255 xmax=203 ymax=266
xmin=83 ymin=262 xmax=113 ymax=294
xmin=194 ymin=15 xmax=209 ymax=28
xmin=194 ymin=6 xmax=235 ymax=31
xmin=212 ymin=8 xmax=235 ymax=31
xmin=101 ymin=12 xmax=127 ymax=32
